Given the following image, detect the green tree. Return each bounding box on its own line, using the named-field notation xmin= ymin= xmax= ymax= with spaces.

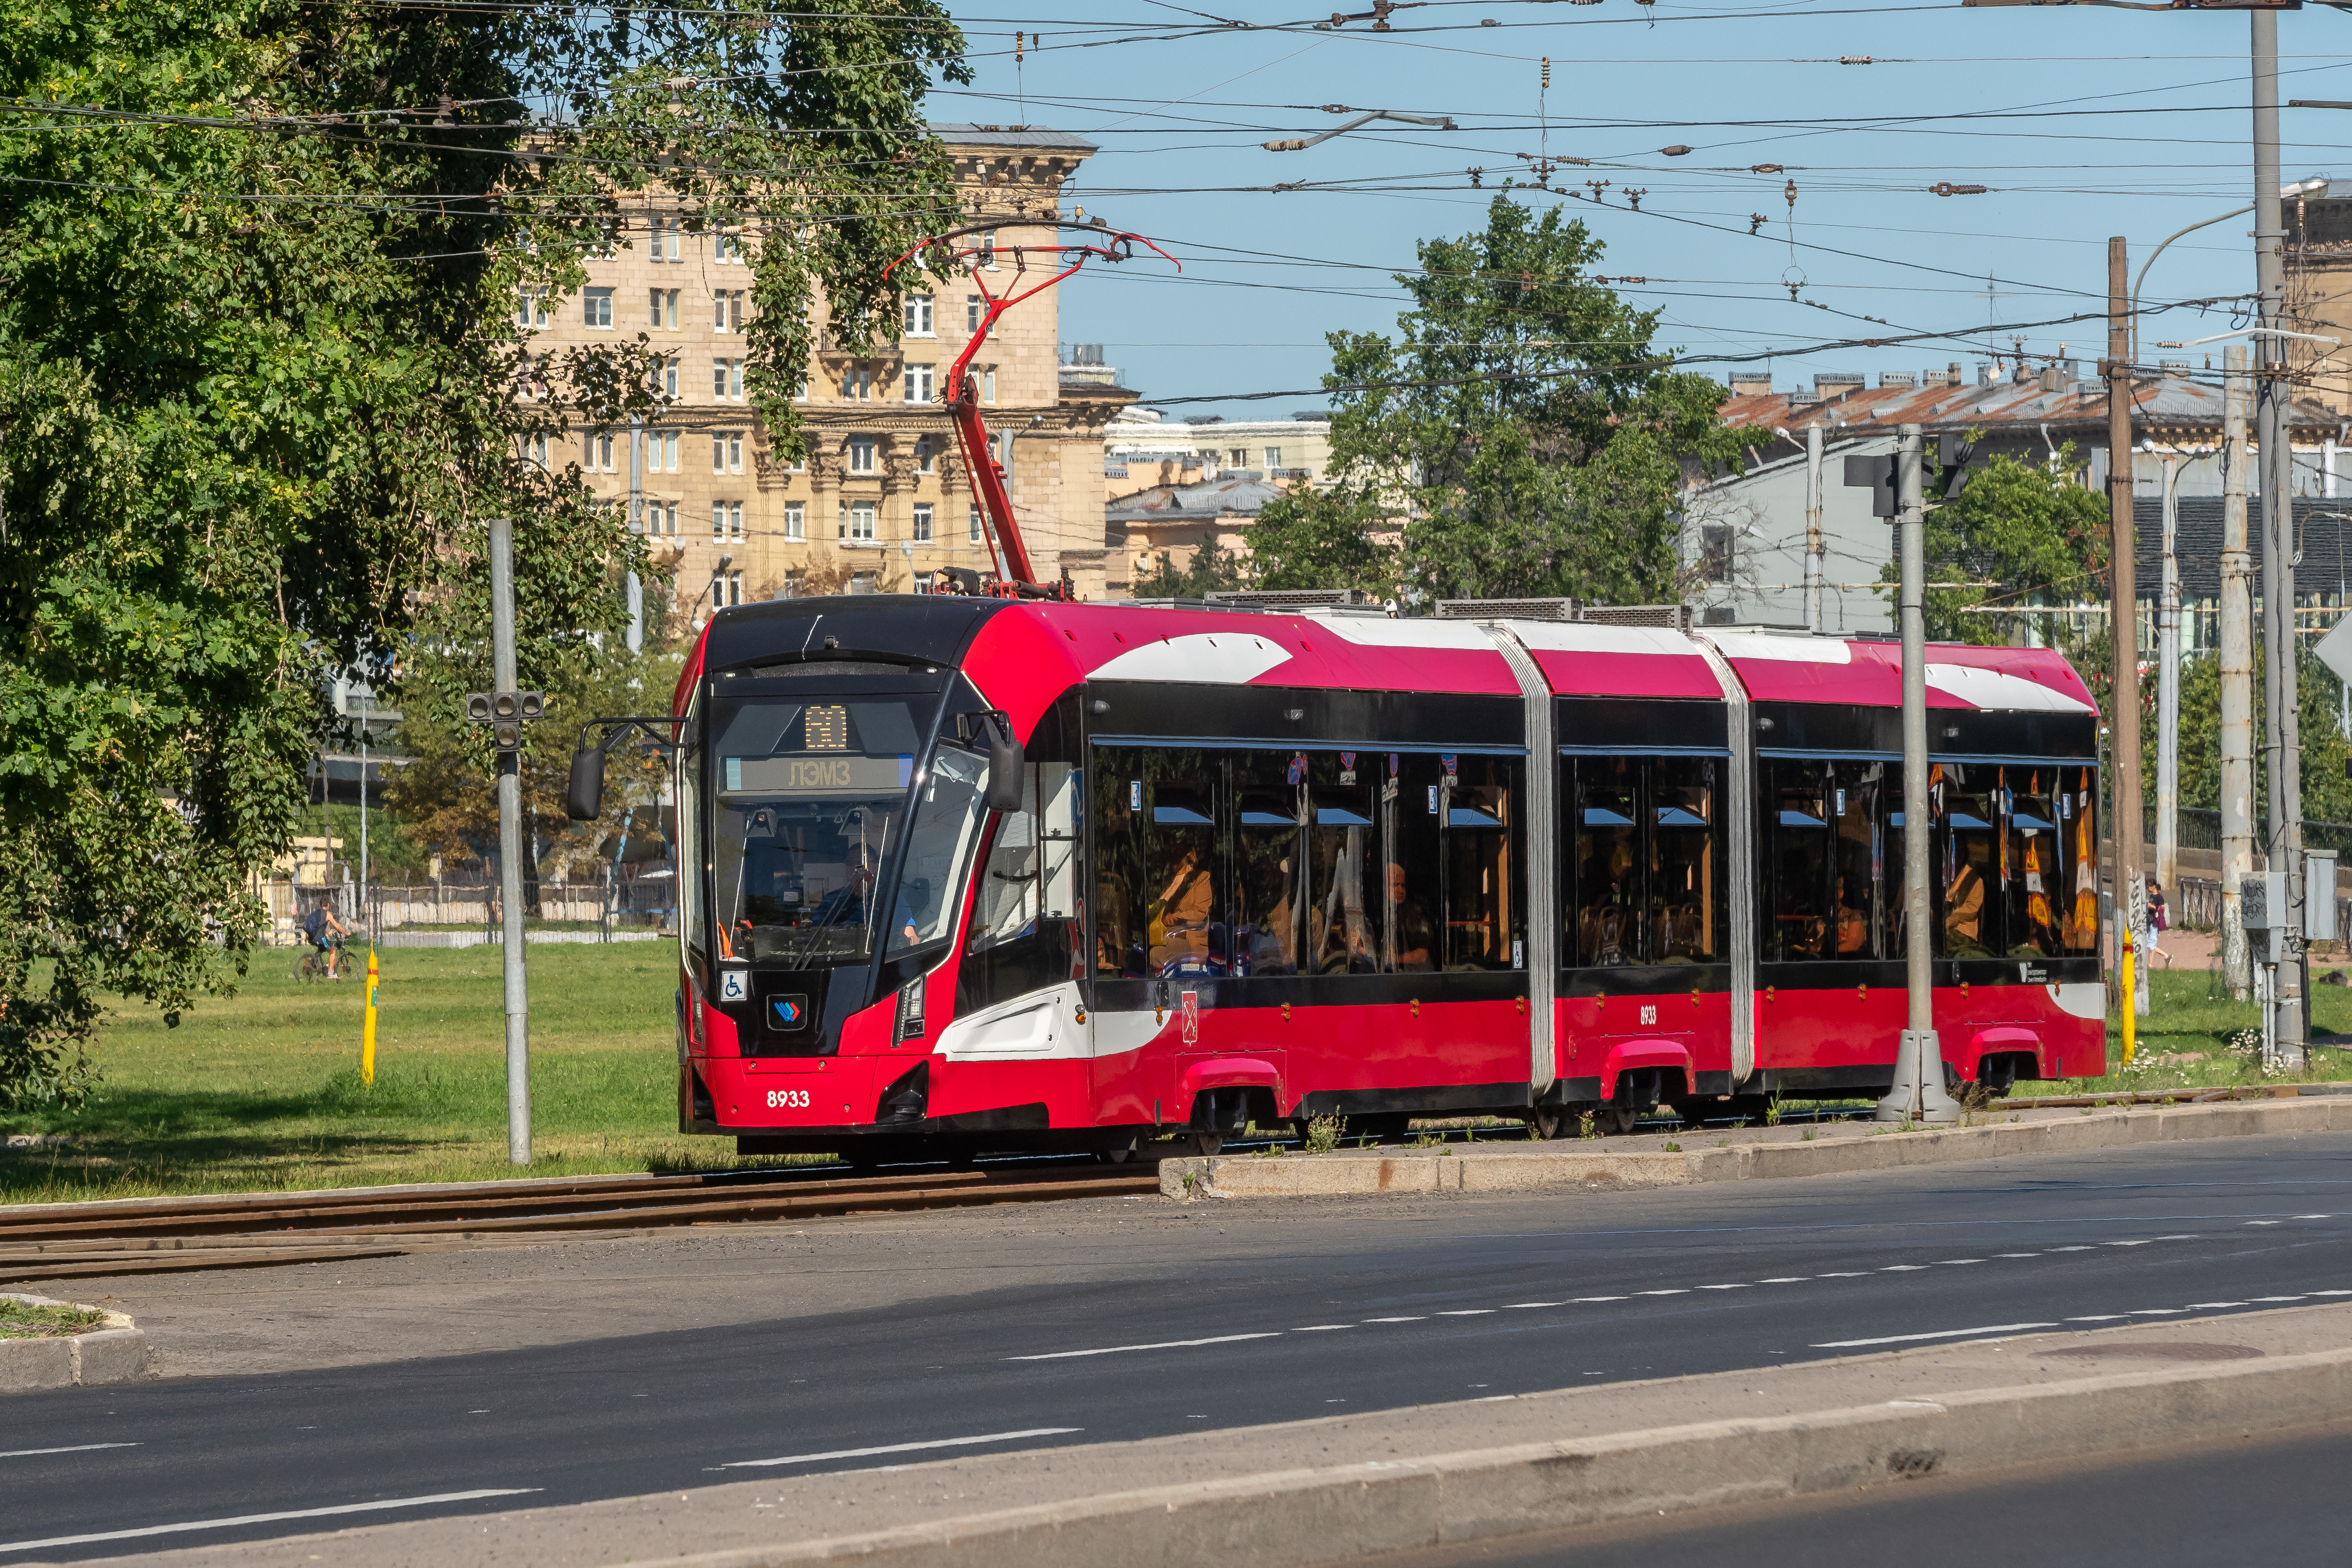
xmin=1247 ymin=488 xmax=1397 ymax=597
xmin=1905 ymin=447 xmax=2109 ymax=652
xmin=0 ymin=0 xmax=964 ymax=1109
xmin=2173 ymin=645 xmax=2352 ymax=826
xmin=1310 ymin=196 xmax=1753 ymax=605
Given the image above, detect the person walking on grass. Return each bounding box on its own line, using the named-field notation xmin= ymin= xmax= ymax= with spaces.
xmin=301 ymin=900 xmax=353 ymax=980
xmin=2145 ymin=879 xmax=2169 ymax=971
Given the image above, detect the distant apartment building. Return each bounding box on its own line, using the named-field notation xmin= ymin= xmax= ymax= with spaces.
xmin=521 ymin=126 xmax=1132 ymax=620
xmin=1103 ymin=407 xmax=1334 ymax=501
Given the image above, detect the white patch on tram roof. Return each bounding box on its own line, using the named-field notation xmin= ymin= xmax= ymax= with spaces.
xmin=1307 ymin=616 xmax=1500 ymax=651
xmin=1087 ymin=631 xmax=1294 ymax=685
xmin=1923 ymin=661 xmax=2095 ymax=713
xmin=1704 ymin=630 xmax=1853 ymax=664
xmin=1500 ymin=622 xmax=1700 ymax=659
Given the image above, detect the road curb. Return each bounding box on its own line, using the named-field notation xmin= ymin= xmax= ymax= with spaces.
xmin=641 ymin=1343 xmax=2352 ymax=1568
xmin=1160 ymin=1096 xmax=2352 ymax=1199
xmin=0 ymin=1291 xmax=149 ymax=1393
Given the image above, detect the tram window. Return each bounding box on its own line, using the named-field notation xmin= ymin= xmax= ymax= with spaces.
xmin=1231 ymin=752 xmax=1304 ymax=976
xmin=1827 ymin=762 xmax=1886 ymax=960
xmin=678 ymin=697 xmax=706 ymax=963
xmin=1650 ymin=758 xmax=1723 ymax=963
xmin=1765 ymin=760 xmax=1831 ymax=962
xmin=1935 ymin=763 xmax=1999 ymax=959
xmin=1092 ymin=746 xmax=1147 ymax=976
xmin=2056 ymin=765 xmax=2101 ymax=955
xmin=1999 ymin=766 xmax=2068 ymax=959
xmin=959 ymin=698 xmax=1083 ymax=1012
xmin=1573 ymin=755 xmax=1641 ymax=966
xmin=1380 ymin=753 xmax=1442 ymax=972
xmin=1880 ymin=763 xmax=1909 ymax=957
xmin=1305 ymin=753 xmax=1378 ymax=974
xmin=1441 ymin=756 xmax=1517 ymax=971
xmin=886 ymin=742 xmax=988 ymax=954
xmin=1147 ymin=763 xmax=1227 ymax=977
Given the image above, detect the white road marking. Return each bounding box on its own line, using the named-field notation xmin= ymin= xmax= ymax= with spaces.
xmin=1880 ymin=1265 xmax=1929 ymax=1272
xmin=2314 ymin=1290 xmax=2352 ymax=1296
xmin=1362 ymin=1316 xmax=1425 ymax=1323
xmin=1995 ymin=1253 xmax=2041 ymax=1258
xmin=2184 ymin=1302 xmax=2246 ymax=1310
xmin=1571 ymin=1295 xmax=1629 ymax=1302
xmin=1502 ymin=1302 xmax=1564 ymax=1309
xmin=0 ymin=1489 xmax=537 ymax=1555
xmin=1009 ymin=1334 xmax=1278 ymax=1361
xmin=2245 ymin=1221 xmax=2282 ymax=1227
xmin=2249 ymin=1296 xmax=2307 ymax=1303
xmin=1635 ymin=1289 xmax=1688 ymax=1296
xmin=2155 ymin=1235 xmax=2203 ymax=1241
xmin=1934 ymin=1260 xmax=1984 ymax=1265
xmin=2294 ymin=1214 xmax=2332 ymax=1220
xmin=2067 ymin=1315 xmax=2127 ymax=1322
xmin=2125 ymin=1308 xmax=2186 ymax=1315
xmin=1759 ymin=1277 xmax=1811 ymax=1283
xmin=2105 ymin=1240 xmax=2156 ymax=1247
xmin=722 ymin=1428 xmax=1081 ymax=1469
xmin=1434 ymin=1309 xmax=1494 ymax=1317
xmin=0 ymin=1443 xmax=138 ymax=1460
xmin=1817 ymin=1272 xmax=1870 ymax=1278
xmin=1814 ymin=1322 xmax=2057 ymax=1348
xmin=2047 ymin=1246 xmax=2095 ymax=1252
xmin=1695 ymin=1284 xmax=1750 ymax=1290
xmin=1292 ymin=1325 xmax=1354 ymax=1332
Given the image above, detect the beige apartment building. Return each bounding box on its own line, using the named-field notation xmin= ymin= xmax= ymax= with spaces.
xmin=523 ymin=126 xmax=1131 ymax=620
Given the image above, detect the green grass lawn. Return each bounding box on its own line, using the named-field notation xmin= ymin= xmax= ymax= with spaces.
xmin=0 ymin=943 xmax=811 ymax=1205
xmin=5 ymin=945 xmax=2349 ymax=1206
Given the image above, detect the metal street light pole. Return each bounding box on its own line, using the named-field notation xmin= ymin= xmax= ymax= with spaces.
xmin=2107 ymin=237 xmax=2145 ymax=1022
xmin=2221 ymin=346 xmax=2258 ymax=999
xmin=1804 ymin=422 xmax=1825 ymax=633
xmin=490 ymin=516 xmax=533 ymax=1165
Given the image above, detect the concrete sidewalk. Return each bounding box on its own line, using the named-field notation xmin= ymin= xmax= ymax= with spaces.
xmin=57 ymin=1302 xmax=2352 ymax=1568
xmin=1162 ymin=1094 xmax=2352 ymax=1199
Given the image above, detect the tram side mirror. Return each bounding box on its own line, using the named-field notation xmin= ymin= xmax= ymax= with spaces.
xmin=982 ymin=712 xmax=1024 ymax=813
xmin=565 ymin=743 xmax=606 ymax=821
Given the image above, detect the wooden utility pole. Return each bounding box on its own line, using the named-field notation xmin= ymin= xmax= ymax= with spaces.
xmin=2106 ymin=236 xmax=2144 ymax=975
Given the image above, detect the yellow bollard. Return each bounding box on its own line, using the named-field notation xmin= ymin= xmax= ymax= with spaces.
xmin=363 ymin=945 xmax=379 ymax=1086
xmin=2119 ymin=924 xmax=2135 ymax=1069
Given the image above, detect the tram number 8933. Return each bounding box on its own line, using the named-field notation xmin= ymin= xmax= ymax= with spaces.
xmin=766 ymin=1089 xmax=812 ymax=1110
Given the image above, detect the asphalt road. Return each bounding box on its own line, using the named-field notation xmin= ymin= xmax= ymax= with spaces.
xmin=1351 ymin=1415 xmax=2352 ymax=1568
xmin=8 ymin=1131 xmax=2352 ymax=1562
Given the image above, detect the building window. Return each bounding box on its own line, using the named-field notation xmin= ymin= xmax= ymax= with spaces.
xmin=904 ymin=293 xmax=934 ymax=336
xmin=842 ymin=500 xmax=876 ymax=541
xmin=711 ymin=500 xmax=743 ymax=540
xmin=650 ymin=215 xmax=680 ymax=262
xmin=712 ymin=358 xmax=744 ymax=400
xmin=912 ymin=503 xmax=934 ymax=542
xmin=784 ymin=501 xmax=805 ymax=541
xmin=1265 ymin=446 xmax=1283 ymax=469
xmin=648 ymin=500 xmax=677 ymax=535
xmin=915 ymin=434 xmax=935 ymax=473
xmin=914 ymin=570 xmax=936 ymax=593
xmin=662 ymin=358 xmax=679 ymax=399
xmin=516 ymin=291 xmax=552 ymax=329
xmin=586 ymin=429 xmax=617 ymax=471
xmin=848 ymin=434 xmax=876 ymax=473
xmin=783 ymin=570 xmax=805 ymax=598
xmin=650 ymin=288 xmax=678 ymax=329
xmin=904 ymin=364 xmax=933 ymax=403
xmin=849 ymin=571 xmax=876 ymax=596
xmin=979 ymin=230 xmax=997 ymax=270
xmin=982 ymin=367 xmax=996 ymax=403
xmin=715 ymin=228 xmax=743 ymax=264
xmin=969 ymin=505 xmax=983 ymax=543
xmin=1698 ymin=524 xmax=1734 ymax=584
xmin=654 ymin=429 xmax=678 ymax=471
xmin=713 ymin=431 xmax=744 ymax=474
xmin=967 ymin=294 xmax=984 ymax=334
xmin=714 ymin=290 xmax=744 ymax=333
xmin=1227 ymin=447 xmax=1248 ymax=470
xmin=728 ymin=569 xmax=744 ymax=605
xmin=843 ymin=364 xmax=872 ymax=401
xmin=792 ymin=372 xmax=809 ymax=402
xmin=583 ymin=288 xmax=614 ymax=329
xmin=521 ymin=432 xmax=550 ymax=468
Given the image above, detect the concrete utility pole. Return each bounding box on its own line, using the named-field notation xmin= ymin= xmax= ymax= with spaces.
xmin=2221 ymin=346 xmax=2257 ymax=999
xmin=2106 ymin=236 xmax=2144 ymax=995
xmin=626 ymin=418 xmax=645 ymax=654
xmin=2157 ymin=451 xmax=2182 ymax=913
xmin=1804 ymin=422 xmax=1825 ymax=633
xmin=490 ymin=516 xmax=533 ymax=1166
xmin=1879 ymin=424 xmax=1961 ymax=1126
xmin=2254 ymin=9 xmax=2309 ymax=1064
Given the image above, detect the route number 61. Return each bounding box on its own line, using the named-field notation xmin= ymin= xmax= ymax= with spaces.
xmin=766 ymin=1089 xmax=811 ymax=1109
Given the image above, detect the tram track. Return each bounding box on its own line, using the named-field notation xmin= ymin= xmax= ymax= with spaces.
xmin=0 ymin=1163 xmax=1161 ymax=1285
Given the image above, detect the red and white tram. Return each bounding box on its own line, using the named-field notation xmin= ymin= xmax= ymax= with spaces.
xmin=576 ymin=596 xmax=2106 ymax=1160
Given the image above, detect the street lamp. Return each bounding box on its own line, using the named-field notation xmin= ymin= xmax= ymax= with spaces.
xmin=2131 ymin=178 xmax=2327 ymax=362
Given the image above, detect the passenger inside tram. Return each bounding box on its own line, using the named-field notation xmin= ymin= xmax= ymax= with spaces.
xmin=1384 ymin=860 xmax=1436 ymax=971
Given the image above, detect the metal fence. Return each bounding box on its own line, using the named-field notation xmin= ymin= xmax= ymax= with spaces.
xmin=267 ymin=874 xmax=676 ymax=946
xmin=2151 ymin=806 xmax=2352 ymax=856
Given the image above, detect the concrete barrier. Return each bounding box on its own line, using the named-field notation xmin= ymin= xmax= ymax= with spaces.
xmin=1160 ymin=1096 xmax=2352 ymax=1200
xmin=0 ymin=1292 xmax=149 ymax=1393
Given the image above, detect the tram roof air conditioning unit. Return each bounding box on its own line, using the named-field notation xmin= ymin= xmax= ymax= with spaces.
xmin=1435 ymin=597 xmax=1579 ymax=621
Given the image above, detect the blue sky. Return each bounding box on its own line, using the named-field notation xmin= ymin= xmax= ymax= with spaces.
xmin=923 ymin=0 xmax=2352 ymax=419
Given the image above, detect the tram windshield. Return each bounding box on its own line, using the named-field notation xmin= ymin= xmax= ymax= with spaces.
xmin=708 ymin=696 xmax=933 ymax=967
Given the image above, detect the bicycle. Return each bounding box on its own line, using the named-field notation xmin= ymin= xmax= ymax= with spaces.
xmin=293 ymin=934 xmax=346 ymax=982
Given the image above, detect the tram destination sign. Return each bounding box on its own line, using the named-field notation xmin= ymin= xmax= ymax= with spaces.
xmin=724 ymin=754 xmax=913 ymax=795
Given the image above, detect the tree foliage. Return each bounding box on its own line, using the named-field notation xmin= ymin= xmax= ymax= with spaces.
xmin=1267 ymin=196 xmax=1752 ymax=602
xmin=1131 ymin=535 xmax=1249 ymax=601
xmin=0 ymin=0 xmax=965 ymax=1108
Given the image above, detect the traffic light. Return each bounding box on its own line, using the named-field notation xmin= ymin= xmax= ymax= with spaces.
xmin=1842 ymin=454 xmax=1896 ymax=518
xmin=465 ymin=691 xmax=543 ymax=754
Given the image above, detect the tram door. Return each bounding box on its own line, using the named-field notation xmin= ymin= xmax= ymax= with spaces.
xmin=1753 ymin=757 xmax=1905 ymax=1072
xmin=953 ymin=697 xmax=1088 ymax=1056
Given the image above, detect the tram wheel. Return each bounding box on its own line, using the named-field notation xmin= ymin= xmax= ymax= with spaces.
xmin=1526 ymin=1107 xmax=1569 ymax=1140
xmin=1191 ymin=1132 xmax=1223 ymax=1157
xmin=1600 ymin=1106 xmax=1641 ymax=1137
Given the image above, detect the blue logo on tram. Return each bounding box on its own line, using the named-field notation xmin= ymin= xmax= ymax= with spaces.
xmin=771 ymin=995 xmax=809 ymax=1028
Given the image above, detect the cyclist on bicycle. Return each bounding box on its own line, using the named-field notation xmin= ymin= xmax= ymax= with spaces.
xmin=300 ymin=902 xmax=353 ymax=980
